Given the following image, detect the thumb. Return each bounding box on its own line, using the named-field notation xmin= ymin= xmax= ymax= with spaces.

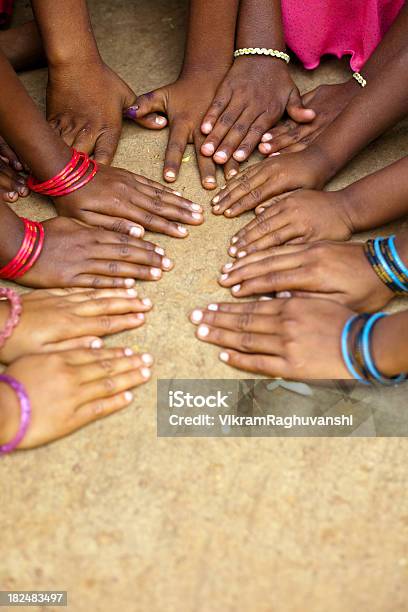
xmin=124 ymin=89 xmax=168 ymax=130
xmin=93 ymin=128 xmax=121 ymax=165
xmin=286 ymin=88 xmax=316 ymax=123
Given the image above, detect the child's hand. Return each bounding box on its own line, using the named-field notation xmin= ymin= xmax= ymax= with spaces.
xmin=218 ymin=241 xmax=393 ymax=313
xmin=128 ymin=73 xmax=239 ymax=189
xmin=20 ymin=217 xmax=174 ymax=289
xmin=190 ymin=298 xmax=353 ymax=379
xmin=47 ymin=61 xmax=161 ymax=165
xmin=0 ymin=348 xmax=152 ymax=449
xmin=54 ymin=166 xmax=203 ymax=238
xmin=0 ymin=288 xmax=153 ymax=364
xmin=211 ymin=147 xmax=331 ymax=218
xmin=228 ymin=189 xmax=353 ymax=255
xmin=259 ymin=82 xmax=358 ymax=156
xmin=200 ymin=57 xmax=315 ymax=166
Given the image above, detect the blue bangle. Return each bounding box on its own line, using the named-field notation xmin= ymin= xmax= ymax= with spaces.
xmin=374 ymin=237 xmax=407 ymax=293
xmin=341 ymin=315 xmax=367 ymax=382
xmin=388 ymin=235 xmax=408 ymax=279
xmin=361 ymin=313 xmax=406 ymax=385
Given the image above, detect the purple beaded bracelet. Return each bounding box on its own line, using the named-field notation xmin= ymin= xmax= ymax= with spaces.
xmin=0 ymin=288 xmax=22 ymax=350
xmin=0 ymin=374 xmax=31 ymax=454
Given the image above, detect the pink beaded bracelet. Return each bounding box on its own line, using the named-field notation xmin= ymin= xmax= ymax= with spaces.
xmin=0 ymin=374 xmax=31 ymax=454
xmin=0 ymin=288 xmax=22 ymax=350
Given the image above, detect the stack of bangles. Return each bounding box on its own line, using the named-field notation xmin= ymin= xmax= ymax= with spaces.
xmin=341 ymin=234 xmax=408 ymax=384
xmin=0 ymin=288 xmax=30 ymax=454
xmin=0 ymin=218 xmax=44 ymax=281
xmin=27 ymin=149 xmax=98 ymax=197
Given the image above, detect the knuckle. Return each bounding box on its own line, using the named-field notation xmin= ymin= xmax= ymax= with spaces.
xmin=248 ymin=124 xmax=265 ymax=137
xmin=98 ymin=316 xmax=112 ymax=331
xmin=103 ymin=377 xmax=117 ymax=393
xmin=151 ymin=199 xmax=163 ymax=212
xmin=232 ymin=122 xmax=247 ymax=135
xmin=220 ymin=112 xmax=235 ymax=127
xmin=100 ymin=359 xmax=115 ymax=374
xmin=108 ymin=261 xmax=119 ymax=274
xmin=248 ymin=188 xmax=261 ymax=203
xmin=92 ymin=277 xmax=102 ymax=288
xmin=240 ymin=332 xmax=255 ymax=353
xmin=143 ymin=213 xmax=154 ymax=226
xmin=118 ymin=243 xmax=131 ymax=257
xmin=237 ymin=312 xmax=253 ymax=331
xmin=238 ymin=175 xmax=252 ymax=192
xmin=211 ymin=98 xmax=225 ymax=111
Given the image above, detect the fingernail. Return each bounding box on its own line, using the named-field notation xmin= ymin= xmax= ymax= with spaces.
xmin=130 ymin=225 xmax=144 ymax=238
xmin=124 ymin=347 xmax=134 ymax=356
xmin=227 ymin=170 xmax=238 ymax=179
xmin=262 ymin=144 xmax=272 ymax=152
xmin=14 ymin=161 xmax=23 ymax=171
xmin=174 ymin=191 xmax=182 ymax=196
xmin=232 ymin=284 xmax=241 ymax=293
xmin=208 ymin=304 xmax=218 ymax=312
xmin=257 ymin=207 xmax=265 ymax=214
xmin=202 ymin=143 xmax=215 ymax=155
xmin=91 ymin=339 xmax=103 ymax=349
xmin=191 ymin=203 xmax=202 ymax=212
xmin=197 ymin=325 xmax=210 ymax=338
xmin=234 ymin=150 xmax=245 ymax=161
xmin=225 ymin=209 xmax=232 ymax=216
xmin=165 ymin=170 xmax=176 ymax=179
xmin=262 ymin=134 xmax=273 ymax=142
xmin=142 ymin=297 xmax=152 ymax=307
xmin=220 ymin=273 xmax=229 ymax=281
xmin=202 ymin=122 xmax=213 ymax=134
xmin=260 ymin=296 xmax=273 ymax=301
xmin=237 ymin=251 xmax=247 ymax=258
xmin=191 ymin=309 xmax=203 ymax=324
xmin=162 ymin=257 xmax=172 ymax=270
xmin=155 ymin=116 xmax=167 ymax=125
xmin=8 ymin=191 xmax=17 ymax=199
xmin=127 ymin=288 xmax=138 ymax=297
xmin=215 ymin=151 xmax=227 ymax=162
xmin=192 ymin=212 xmax=202 ymax=220
xmin=155 ymin=246 xmax=165 ymax=256
xmin=178 ymin=225 xmax=188 ymax=235
xmin=219 ymin=352 xmax=230 ymax=363
xmin=277 ymin=291 xmax=292 ymax=298
xmin=18 ymin=186 xmax=29 ymax=196
xmin=125 ymin=279 xmax=136 ymax=288
xmin=270 ymin=152 xmax=280 ymax=157
xmin=126 ymin=106 xmax=138 ymax=118
xmin=213 ymin=205 xmax=220 ymax=213
xmin=205 ymin=177 xmax=216 ymax=184
xmin=142 ymin=353 xmax=154 ymax=366
xmin=124 ymin=391 xmax=134 ymax=401
xmin=137 ymin=313 xmax=145 ymax=321
xmin=151 ymin=268 xmax=162 ymax=279
xmin=223 ymin=262 xmax=233 ymax=271
xmin=212 ymin=195 xmax=220 ymax=204
xmin=229 ymin=246 xmax=237 ymax=256
xmin=141 ymin=367 xmax=151 ymax=379
xmin=231 ymin=236 xmax=239 ymax=245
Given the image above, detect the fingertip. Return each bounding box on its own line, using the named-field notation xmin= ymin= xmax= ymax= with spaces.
xmin=201 ymin=122 xmax=213 ymax=135
xmin=164 ymin=169 xmax=177 ymax=182
xmin=202 ymin=177 xmax=217 ymax=190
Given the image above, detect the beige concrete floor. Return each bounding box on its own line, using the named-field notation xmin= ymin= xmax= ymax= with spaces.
xmin=1 ymin=1 xmax=408 ymax=611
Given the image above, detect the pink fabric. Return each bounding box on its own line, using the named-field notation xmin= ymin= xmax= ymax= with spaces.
xmin=282 ymin=0 xmax=405 ymax=71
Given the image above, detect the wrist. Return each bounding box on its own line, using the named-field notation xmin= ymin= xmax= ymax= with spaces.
xmin=48 ymin=46 xmax=102 ymax=71
xmin=331 ymin=189 xmax=356 ymax=236
xmin=371 ymin=314 xmax=408 ymax=377
xmin=0 ymin=216 xmax=25 ymax=268
xmin=179 ymin=61 xmax=230 ymax=81
xmin=302 ymin=143 xmax=338 ymax=188
xmin=0 ymin=381 xmax=20 ymax=446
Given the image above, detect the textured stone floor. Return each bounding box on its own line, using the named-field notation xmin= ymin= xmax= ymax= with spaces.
xmin=1 ymin=1 xmax=408 ymax=611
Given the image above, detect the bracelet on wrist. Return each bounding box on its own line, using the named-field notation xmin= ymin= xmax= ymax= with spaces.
xmin=341 ymin=312 xmax=407 ymax=385
xmin=0 ymin=374 xmax=31 ymax=454
xmin=0 ymin=288 xmax=22 ymax=351
xmin=0 ymin=217 xmax=45 ymax=281
xmin=234 ymin=48 xmax=290 ymax=64
xmin=27 ymin=149 xmax=99 ymax=197
xmin=364 ymin=235 xmax=408 ymax=296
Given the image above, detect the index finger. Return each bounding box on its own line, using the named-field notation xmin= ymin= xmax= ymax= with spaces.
xmin=163 ymin=124 xmax=189 ymax=183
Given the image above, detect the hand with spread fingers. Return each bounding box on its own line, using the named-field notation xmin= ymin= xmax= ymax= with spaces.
xmin=218 ymin=241 xmax=394 ymax=312
xmin=190 ymin=298 xmax=354 ymax=379
xmin=210 ymin=146 xmax=330 ymax=218
xmin=227 ymin=189 xmax=354 ymax=256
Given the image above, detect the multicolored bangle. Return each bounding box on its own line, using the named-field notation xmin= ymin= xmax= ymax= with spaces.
xmin=234 ymin=48 xmax=290 ymax=64
xmin=0 ymin=374 xmax=31 ymax=454
xmin=363 ymin=235 xmax=408 ymax=296
xmin=341 ymin=312 xmax=407 ymax=385
xmin=27 ymin=149 xmax=99 ymax=197
xmin=0 ymin=288 xmax=22 ymax=350
xmin=0 ymin=218 xmax=45 ymax=281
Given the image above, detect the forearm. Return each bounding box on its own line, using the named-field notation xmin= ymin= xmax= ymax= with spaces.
xmin=236 ymin=0 xmax=285 ymax=50
xmin=30 ymin=0 xmax=101 ymax=68
xmin=0 ymin=52 xmax=71 ymax=179
xmin=181 ymin=0 xmax=239 ymax=76
xmin=340 ymin=156 xmax=408 ymax=231
xmin=373 ymin=310 xmax=408 ymax=377
xmin=313 ymin=49 xmax=408 ymax=182
xmin=0 ymin=207 xmax=25 ymax=267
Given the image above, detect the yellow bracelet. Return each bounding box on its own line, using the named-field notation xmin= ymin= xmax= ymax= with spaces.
xmin=352 ymin=72 xmax=367 ymax=88
xmin=234 ymin=48 xmax=290 ymax=64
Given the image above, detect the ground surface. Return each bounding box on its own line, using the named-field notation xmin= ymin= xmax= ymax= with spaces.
xmin=1 ymin=1 xmax=408 ymax=611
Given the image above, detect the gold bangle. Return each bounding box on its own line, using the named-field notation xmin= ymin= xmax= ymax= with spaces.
xmin=234 ymin=48 xmax=290 ymax=64
xmin=352 ymin=72 xmax=367 ymax=88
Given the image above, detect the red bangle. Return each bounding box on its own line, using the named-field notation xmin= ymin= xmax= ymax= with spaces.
xmin=0 ymin=288 xmax=22 ymax=350
xmin=27 ymin=149 xmax=99 ymax=197
xmin=0 ymin=218 xmax=45 ymax=281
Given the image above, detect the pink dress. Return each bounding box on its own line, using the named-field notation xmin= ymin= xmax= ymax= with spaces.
xmin=282 ymin=0 xmax=405 ymax=71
